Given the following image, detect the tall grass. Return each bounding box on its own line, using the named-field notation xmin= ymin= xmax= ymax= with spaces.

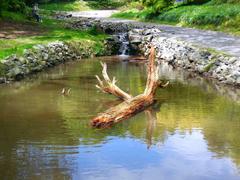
xmin=157 ymin=4 xmax=240 ymax=26
xmin=112 ymin=3 xmax=240 ymax=35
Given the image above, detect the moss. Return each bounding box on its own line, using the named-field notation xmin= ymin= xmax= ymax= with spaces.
xmin=204 ymin=62 xmax=215 ymax=72
xmin=0 ymin=63 xmax=6 ymax=76
xmin=202 ymin=47 xmax=231 ymax=57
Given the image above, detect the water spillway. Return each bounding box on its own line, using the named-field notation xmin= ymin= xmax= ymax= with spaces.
xmin=118 ymin=32 xmax=130 ymax=56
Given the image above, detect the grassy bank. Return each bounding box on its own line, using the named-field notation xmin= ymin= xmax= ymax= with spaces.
xmin=112 ymin=3 xmax=240 ymax=35
xmin=0 ymin=11 xmax=107 ymax=60
xmin=0 ymin=28 xmax=107 ymax=60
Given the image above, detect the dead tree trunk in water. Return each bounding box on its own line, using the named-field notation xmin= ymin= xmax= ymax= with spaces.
xmin=91 ymin=47 xmax=168 ymax=128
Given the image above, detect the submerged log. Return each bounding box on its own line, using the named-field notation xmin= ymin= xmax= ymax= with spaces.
xmin=91 ymin=47 xmax=168 ymax=128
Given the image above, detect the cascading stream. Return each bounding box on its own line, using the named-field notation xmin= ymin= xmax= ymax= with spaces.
xmin=118 ymin=32 xmax=130 ymax=56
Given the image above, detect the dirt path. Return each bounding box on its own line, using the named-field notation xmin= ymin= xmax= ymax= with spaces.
xmin=0 ymin=21 xmax=45 ymax=39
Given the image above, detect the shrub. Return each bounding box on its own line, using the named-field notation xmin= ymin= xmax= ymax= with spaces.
xmin=86 ymin=0 xmax=126 ymax=9
xmin=157 ymin=3 xmax=240 ymax=26
xmin=184 ymin=0 xmax=210 ymax=4
xmin=8 ymin=0 xmax=27 ymax=13
xmin=143 ymin=0 xmax=175 ymax=13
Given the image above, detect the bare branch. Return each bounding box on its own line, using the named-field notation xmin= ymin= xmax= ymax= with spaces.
xmin=144 ymin=46 xmax=159 ymax=96
xmin=95 ymin=61 xmax=132 ymax=101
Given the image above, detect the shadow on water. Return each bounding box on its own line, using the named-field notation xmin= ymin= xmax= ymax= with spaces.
xmin=0 ymin=56 xmax=239 ymax=179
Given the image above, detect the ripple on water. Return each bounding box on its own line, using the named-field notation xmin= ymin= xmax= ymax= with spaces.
xmin=0 ymin=57 xmax=239 ymax=179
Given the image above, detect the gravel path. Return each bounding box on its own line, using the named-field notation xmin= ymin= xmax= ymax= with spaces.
xmin=71 ymin=10 xmax=240 ymax=58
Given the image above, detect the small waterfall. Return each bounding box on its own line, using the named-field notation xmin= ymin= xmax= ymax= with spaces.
xmin=118 ymin=33 xmax=130 ymax=56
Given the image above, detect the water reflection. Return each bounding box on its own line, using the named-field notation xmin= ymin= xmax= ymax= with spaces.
xmin=0 ymin=56 xmax=239 ymax=179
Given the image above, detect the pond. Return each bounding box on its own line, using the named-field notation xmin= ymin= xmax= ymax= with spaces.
xmin=0 ymin=56 xmax=239 ymax=180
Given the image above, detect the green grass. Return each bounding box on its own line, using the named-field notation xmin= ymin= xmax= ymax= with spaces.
xmin=39 ymin=0 xmax=130 ymax=11
xmin=0 ymin=28 xmax=107 ymax=60
xmin=204 ymin=61 xmax=215 ymax=72
xmin=112 ymin=3 xmax=240 ymax=35
xmin=0 ymin=10 xmax=107 ymax=60
xmin=112 ymin=9 xmax=140 ymax=19
xmin=87 ymin=0 xmax=126 ymax=10
xmin=40 ymin=0 xmax=91 ymax=11
xmin=0 ymin=11 xmax=29 ymax=22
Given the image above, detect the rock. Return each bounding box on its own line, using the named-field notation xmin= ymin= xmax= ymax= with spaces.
xmin=1 ymin=40 xmax=92 ymax=82
xmin=236 ymin=77 xmax=240 ymax=84
xmin=0 ymin=77 xmax=6 ymax=84
xmin=143 ymin=35 xmax=153 ymax=42
xmin=131 ymin=29 xmax=144 ymax=34
xmin=129 ymin=35 xmax=142 ymax=44
xmin=42 ymin=53 xmax=49 ymax=60
xmin=128 ymin=27 xmax=240 ymax=86
xmin=7 ymin=67 xmax=22 ymax=78
xmin=143 ymin=28 xmax=161 ymax=35
xmin=19 ymin=57 xmax=26 ymax=64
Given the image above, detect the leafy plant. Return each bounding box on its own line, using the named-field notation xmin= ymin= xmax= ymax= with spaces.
xmin=142 ymin=0 xmax=175 ymax=14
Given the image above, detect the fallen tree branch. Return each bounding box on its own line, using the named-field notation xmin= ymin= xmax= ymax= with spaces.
xmin=91 ymin=47 xmax=168 ymax=128
xmin=95 ymin=62 xmax=132 ymax=101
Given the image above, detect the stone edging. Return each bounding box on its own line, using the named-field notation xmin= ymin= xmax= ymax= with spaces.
xmin=1 ymin=15 xmax=239 ymax=87
xmin=129 ymin=28 xmax=240 ymax=86
xmin=65 ymin=16 xmax=240 ymax=86
xmin=0 ymin=40 xmax=115 ymax=84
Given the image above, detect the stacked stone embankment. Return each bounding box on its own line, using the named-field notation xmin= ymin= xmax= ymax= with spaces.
xmin=128 ymin=28 xmax=240 ymax=86
xmin=1 ymin=15 xmax=239 ymax=86
xmin=65 ymin=16 xmax=240 ymax=86
xmin=0 ymin=40 xmax=117 ymax=83
xmin=0 ymin=42 xmax=75 ymax=83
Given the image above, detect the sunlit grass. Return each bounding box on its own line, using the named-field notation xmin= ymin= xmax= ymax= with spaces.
xmin=0 ymin=10 xmax=107 ymax=60
xmin=40 ymin=0 xmax=91 ymax=11
xmin=112 ymin=3 xmax=240 ymax=35
xmin=0 ymin=27 xmax=107 ymax=60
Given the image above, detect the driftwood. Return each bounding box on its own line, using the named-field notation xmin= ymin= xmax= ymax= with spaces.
xmin=61 ymin=88 xmax=71 ymax=96
xmin=91 ymin=47 xmax=168 ymax=128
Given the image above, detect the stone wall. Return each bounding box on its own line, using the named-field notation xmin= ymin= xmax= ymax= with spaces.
xmin=1 ymin=15 xmax=239 ymax=86
xmin=128 ymin=28 xmax=240 ymax=86
xmin=1 ymin=42 xmax=75 ymax=83
xmin=65 ymin=16 xmax=240 ymax=86
xmin=66 ymin=17 xmax=130 ymax=33
xmin=0 ymin=40 xmax=115 ymax=83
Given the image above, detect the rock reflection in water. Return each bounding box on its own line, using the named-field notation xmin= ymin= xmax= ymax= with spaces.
xmin=0 ymin=56 xmax=239 ymax=179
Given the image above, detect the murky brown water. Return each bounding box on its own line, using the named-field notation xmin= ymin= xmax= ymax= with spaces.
xmin=0 ymin=56 xmax=239 ymax=180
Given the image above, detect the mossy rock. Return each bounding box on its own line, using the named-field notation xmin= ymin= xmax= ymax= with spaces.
xmin=204 ymin=62 xmax=215 ymax=72
xmin=0 ymin=63 xmax=7 ymax=76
